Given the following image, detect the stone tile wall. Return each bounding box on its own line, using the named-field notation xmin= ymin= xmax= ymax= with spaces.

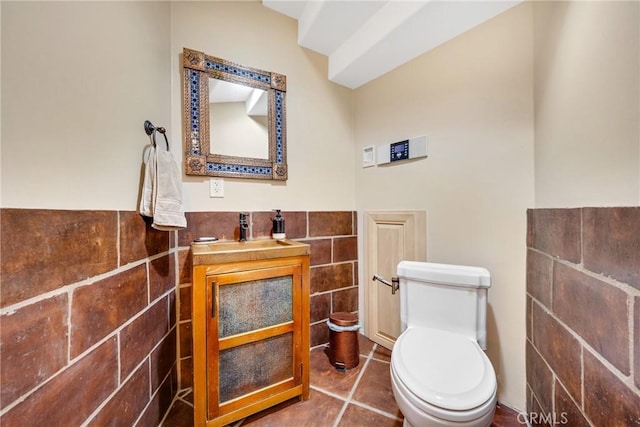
xmin=0 ymin=209 xmax=178 ymax=426
xmin=176 ymin=210 xmax=358 ymax=390
xmin=526 ymin=207 xmax=640 ymax=426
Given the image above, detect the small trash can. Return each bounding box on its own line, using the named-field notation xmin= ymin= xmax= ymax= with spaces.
xmin=327 ymin=312 xmax=360 ymax=371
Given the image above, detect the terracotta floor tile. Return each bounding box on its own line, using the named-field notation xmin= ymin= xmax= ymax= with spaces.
xmin=491 ymin=403 xmax=522 ymax=427
xmin=242 ymin=389 xmax=344 ymax=427
xmin=310 ymin=346 xmax=365 ymax=398
xmin=178 ymin=389 xmax=193 ymax=405
xmin=358 ymin=334 xmax=374 ymax=356
xmin=372 ymin=344 xmax=392 ymax=362
xmin=337 ymin=404 xmax=403 ymax=427
xmin=161 ymin=399 xmax=193 ymax=427
xmin=352 ymin=358 xmax=401 ymax=417
xmin=162 ymin=337 xmax=523 ymax=427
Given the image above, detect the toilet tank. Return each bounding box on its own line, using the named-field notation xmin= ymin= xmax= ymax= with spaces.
xmin=397 ymin=261 xmax=491 ymax=349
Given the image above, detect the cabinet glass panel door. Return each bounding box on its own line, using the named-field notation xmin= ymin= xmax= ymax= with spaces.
xmin=219 ymin=333 xmax=293 ymax=402
xmin=218 ymin=275 xmax=293 ymax=337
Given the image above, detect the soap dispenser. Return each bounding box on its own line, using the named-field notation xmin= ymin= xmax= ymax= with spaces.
xmin=272 ymin=210 xmax=286 ymax=240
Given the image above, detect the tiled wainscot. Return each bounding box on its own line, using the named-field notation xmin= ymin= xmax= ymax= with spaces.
xmin=1 ymin=209 xmax=178 ymax=426
xmin=526 ymin=207 xmax=640 ymax=425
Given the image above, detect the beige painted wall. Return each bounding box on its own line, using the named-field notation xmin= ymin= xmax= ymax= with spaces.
xmin=1 ymin=1 xmax=355 ymax=213
xmin=534 ymin=1 xmax=640 ymax=207
xmin=170 ymin=1 xmax=355 ymax=212
xmin=353 ymin=0 xmax=640 ymax=410
xmin=354 ymin=3 xmax=535 ymax=409
xmin=1 ymin=2 xmax=171 ymax=210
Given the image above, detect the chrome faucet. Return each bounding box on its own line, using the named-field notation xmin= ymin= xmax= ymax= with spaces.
xmin=239 ymin=212 xmax=249 ymax=242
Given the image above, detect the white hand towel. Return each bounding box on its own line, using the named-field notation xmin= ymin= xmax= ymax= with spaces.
xmin=151 ymin=148 xmax=187 ymax=230
xmin=139 ymin=144 xmax=155 ymax=218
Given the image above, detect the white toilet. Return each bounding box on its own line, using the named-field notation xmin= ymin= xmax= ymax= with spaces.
xmin=390 ymin=261 xmax=497 ymax=427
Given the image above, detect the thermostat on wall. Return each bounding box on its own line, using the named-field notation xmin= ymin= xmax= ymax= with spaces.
xmin=376 ymin=136 xmax=428 ymax=165
xmin=362 ymin=145 xmax=375 ymax=168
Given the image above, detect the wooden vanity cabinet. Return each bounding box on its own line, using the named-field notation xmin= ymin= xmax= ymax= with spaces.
xmin=192 ymin=251 xmax=310 ymax=427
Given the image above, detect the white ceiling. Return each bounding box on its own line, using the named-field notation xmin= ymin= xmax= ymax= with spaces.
xmin=262 ymin=0 xmax=523 ymax=89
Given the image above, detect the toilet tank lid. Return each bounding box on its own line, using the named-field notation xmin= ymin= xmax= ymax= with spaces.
xmin=397 ymin=261 xmax=491 ymax=289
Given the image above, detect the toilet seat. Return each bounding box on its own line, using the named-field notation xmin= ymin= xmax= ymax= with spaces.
xmin=391 ymin=327 xmax=496 ymax=422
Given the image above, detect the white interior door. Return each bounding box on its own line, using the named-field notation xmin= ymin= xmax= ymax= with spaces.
xmin=364 ymin=211 xmax=426 ymax=350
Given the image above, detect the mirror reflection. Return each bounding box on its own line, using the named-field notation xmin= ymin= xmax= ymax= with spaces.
xmin=209 ymin=78 xmax=269 ymax=160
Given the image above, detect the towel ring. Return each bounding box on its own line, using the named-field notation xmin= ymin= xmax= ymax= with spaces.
xmin=153 ymin=131 xmax=170 ymax=151
xmin=144 ymin=120 xmax=169 ymax=151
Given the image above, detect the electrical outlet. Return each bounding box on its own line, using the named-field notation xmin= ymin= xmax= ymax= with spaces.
xmin=209 ymin=178 xmax=224 ymax=198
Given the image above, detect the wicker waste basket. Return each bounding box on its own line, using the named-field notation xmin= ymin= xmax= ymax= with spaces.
xmin=327 ymin=312 xmax=360 ymax=371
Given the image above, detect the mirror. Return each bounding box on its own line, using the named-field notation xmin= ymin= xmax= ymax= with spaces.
xmin=182 ymin=48 xmax=287 ymax=180
xmin=209 ymin=78 xmax=269 ymax=160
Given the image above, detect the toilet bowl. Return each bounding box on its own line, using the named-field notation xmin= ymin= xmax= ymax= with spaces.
xmin=390 ymin=261 xmax=498 ymax=427
xmin=390 ymin=328 xmax=496 ymax=427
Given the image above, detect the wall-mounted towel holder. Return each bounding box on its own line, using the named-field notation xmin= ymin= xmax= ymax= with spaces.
xmin=144 ymin=120 xmax=169 ymax=150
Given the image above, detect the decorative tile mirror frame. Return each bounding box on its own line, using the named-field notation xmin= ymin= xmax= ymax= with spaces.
xmin=182 ymin=48 xmax=287 ymax=180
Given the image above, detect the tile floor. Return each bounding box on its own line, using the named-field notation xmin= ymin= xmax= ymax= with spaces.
xmin=162 ymin=335 xmax=522 ymax=427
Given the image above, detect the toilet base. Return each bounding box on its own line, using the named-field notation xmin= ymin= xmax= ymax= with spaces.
xmin=398 ymin=400 xmax=495 ymax=427
xmin=400 ymin=410 xmax=495 ymax=427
